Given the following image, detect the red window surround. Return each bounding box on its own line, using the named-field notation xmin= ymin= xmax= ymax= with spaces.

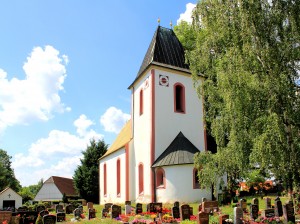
xmin=138 ymin=163 xmax=144 ymax=195
xmin=139 ymin=89 xmax=144 ymax=115
xmin=174 ymin=83 xmax=186 ymax=113
xmin=156 ymin=167 xmax=166 ymax=189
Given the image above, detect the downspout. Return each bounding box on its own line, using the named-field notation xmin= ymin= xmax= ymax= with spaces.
xmin=152 ymin=167 xmax=157 ymax=202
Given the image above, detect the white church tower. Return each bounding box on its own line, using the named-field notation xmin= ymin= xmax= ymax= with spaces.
xmin=99 ymin=26 xmax=211 ymax=204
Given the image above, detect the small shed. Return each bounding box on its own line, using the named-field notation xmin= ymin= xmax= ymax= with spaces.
xmin=0 ymin=187 xmax=22 ymax=210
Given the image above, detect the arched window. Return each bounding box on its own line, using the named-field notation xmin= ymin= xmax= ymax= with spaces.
xmin=117 ymin=159 xmax=121 ymax=197
xmin=174 ymin=83 xmax=186 ymax=113
xmin=156 ymin=167 xmax=166 ymax=189
xmin=104 ymin=163 xmax=107 ymax=196
xmin=138 ymin=163 xmax=144 ymax=195
xmin=193 ymin=168 xmax=201 ymax=189
xmin=139 ymin=89 xmax=143 ymax=115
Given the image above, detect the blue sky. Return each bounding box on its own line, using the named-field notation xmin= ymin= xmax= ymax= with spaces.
xmin=0 ymin=1 xmax=196 ymax=187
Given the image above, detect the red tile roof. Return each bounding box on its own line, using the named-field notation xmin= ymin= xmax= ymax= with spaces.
xmin=45 ymin=176 xmax=77 ymax=196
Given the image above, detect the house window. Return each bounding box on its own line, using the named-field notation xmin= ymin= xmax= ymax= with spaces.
xmin=104 ymin=163 xmax=107 ymax=196
xmin=117 ymin=159 xmax=121 ymax=197
xmin=193 ymin=168 xmax=201 ymax=189
xmin=156 ymin=167 xmax=166 ymax=189
xmin=174 ymin=83 xmax=186 ymax=113
xmin=139 ymin=89 xmax=143 ymax=115
xmin=138 ymin=163 xmax=144 ymax=195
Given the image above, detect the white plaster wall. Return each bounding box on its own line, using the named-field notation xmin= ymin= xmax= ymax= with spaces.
xmin=34 ymin=183 xmax=62 ymax=201
xmin=156 ymin=165 xmax=211 ymax=203
xmin=99 ymin=148 xmax=126 ymax=204
xmin=154 ymin=68 xmax=205 ymax=160
xmin=0 ymin=188 xmax=22 ymax=209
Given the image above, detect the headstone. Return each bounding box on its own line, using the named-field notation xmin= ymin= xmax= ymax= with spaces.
xmin=36 ymin=205 xmax=46 ymax=213
xmin=252 ymin=198 xmax=259 ymax=205
xmin=250 ymin=204 xmax=259 ymax=220
xmin=174 ymin=201 xmax=180 ymax=208
xmin=111 ymin=204 xmax=121 ymax=219
xmin=88 ymin=208 xmax=96 ymax=220
xmin=202 ymin=201 xmax=219 ymax=213
xmin=265 ymin=197 xmax=271 ymax=209
xmin=87 ymin=202 xmax=94 ymax=209
xmin=261 ymin=208 xmax=275 ymax=218
xmin=55 ymin=204 xmax=64 ymax=213
xmin=65 ymin=204 xmax=74 ymax=214
xmin=56 ymin=212 xmax=66 ymax=222
xmin=234 ymin=207 xmax=243 ymax=224
xmin=239 ymin=199 xmax=247 ymax=212
xmin=274 ymin=199 xmax=283 ymax=217
xmin=180 ymin=204 xmax=191 ymax=221
xmin=190 ymin=207 xmax=193 ymax=216
xmin=104 ymin=203 xmax=113 ymax=210
xmin=283 ymin=202 xmax=295 ymax=223
xmin=136 ymin=203 xmax=143 ymax=214
xmin=197 ymin=212 xmax=209 ymax=224
xmin=39 ymin=210 xmax=49 ymax=217
xmin=125 ymin=205 xmax=131 ymax=215
xmin=172 ymin=206 xmax=180 ymax=219
xmin=148 ymin=203 xmax=162 ymax=213
xmin=73 ymin=208 xmax=82 ymax=218
xmin=43 ymin=214 xmax=56 ymax=224
xmin=219 ymin=214 xmax=229 ymax=224
xmin=125 ymin=201 xmax=131 ymax=206
xmin=102 ymin=208 xmax=109 ymax=218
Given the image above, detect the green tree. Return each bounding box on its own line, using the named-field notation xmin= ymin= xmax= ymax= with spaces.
xmin=0 ymin=149 xmax=21 ymax=191
xmin=19 ymin=187 xmax=34 ymax=204
xmin=176 ymin=0 xmax=300 ymax=195
xmin=73 ymin=139 xmax=108 ymax=204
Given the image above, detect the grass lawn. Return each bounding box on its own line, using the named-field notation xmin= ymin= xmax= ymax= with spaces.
xmin=59 ymin=195 xmax=297 ymax=223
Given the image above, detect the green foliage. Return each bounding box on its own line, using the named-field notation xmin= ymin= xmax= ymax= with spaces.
xmin=73 ymin=139 xmax=108 ymax=204
xmin=175 ymin=0 xmax=300 ymax=193
xmin=19 ymin=178 xmax=43 ymax=204
xmin=0 ymin=149 xmax=21 ymax=191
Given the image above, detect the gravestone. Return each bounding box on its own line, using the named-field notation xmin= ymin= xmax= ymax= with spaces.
xmin=180 ymin=204 xmax=191 ymax=221
xmin=261 ymin=209 xmax=275 ymax=218
xmin=197 ymin=212 xmax=209 ymax=224
xmin=174 ymin=201 xmax=180 ymax=208
xmin=102 ymin=208 xmax=109 ymax=218
xmin=283 ymin=202 xmax=295 ymax=223
xmin=56 ymin=212 xmax=66 ymax=222
xmin=136 ymin=203 xmax=143 ymax=214
xmin=252 ymin=198 xmax=259 ymax=205
xmin=250 ymin=204 xmax=259 ymax=220
xmin=202 ymin=201 xmax=219 ymax=213
xmin=219 ymin=214 xmax=229 ymax=224
xmin=88 ymin=208 xmax=96 ymax=220
xmin=148 ymin=203 xmax=162 ymax=213
xmin=234 ymin=207 xmax=243 ymax=224
xmin=65 ymin=204 xmax=74 ymax=214
xmin=239 ymin=199 xmax=247 ymax=212
xmin=73 ymin=208 xmax=82 ymax=218
xmin=56 ymin=204 xmax=64 ymax=213
xmin=104 ymin=203 xmax=113 ymax=210
xmin=15 ymin=211 xmax=38 ymax=224
xmin=172 ymin=206 xmax=180 ymax=219
xmin=43 ymin=214 xmax=56 ymax=224
xmin=87 ymin=202 xmax=94 ymax=209
xmin=36 ymin=205 xmax=46 ymax=213
xmin=39 ymin=210 xmax=49 ymax=217
xmin=125 ymin=201 xmax=131 ymax=206
xmin=125 ymin=204 xmax=131 ymax=215
xmin=274 ymin=199 xmax=283 ymax=217
xmin=265 ymin=197 xmax=271 ymax=209
xmin=78 ymin=205 xmax=83 ymax=213
xmin=111 ymin=204 xmax=121 ymax=219
xmin=190 ymin=207 xmax=193 ymax=216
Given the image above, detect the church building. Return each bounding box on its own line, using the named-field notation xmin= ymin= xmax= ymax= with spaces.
xmin=99 ymin=26 xmax=213 ymax=204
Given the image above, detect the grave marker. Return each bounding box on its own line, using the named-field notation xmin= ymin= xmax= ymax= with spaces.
xmin=202 ymin=201 xmax=219 ymax=213
xmin=87 ymin=202 xmax=94 ymax=209
xmin=250 ymin=204 xmax=259 ymax=220
xmin=239 ymin=199 xmax=247 ymax=212
xmin=73 ymin=208 xmax=82 ymax=218
xmin=197 ymin=212 xmax=209 ymax=224
xmin=102 ymin=208 xmax=109 ymax=218
xmin=39 ymin=210 xmax=49 ymax=217
xmin=125 ymin=204 xmax=131 ymax=215
xmin=56 ymin=204 xmax=64 ymax=213
xmin=174 ymin=201 xmax=180 ymax=208
xmin=65 ymin=204 xmax=74 ymax=214
xmin=180 ymin=204 xmax=191 ymax=221
xmin=252 ymin=198 xmax=258 ymax=205
xmin=234 ymin=207 xmax=243 ymax=224
xmin=36 ymin=205 xmax=46 ymax=213
xmin=111 ymin=204 xmax=121 ymax=219
xmin=265 ymin=197 xmax=271 ymax=209
xmin=104 ymin=203 xmax=113 ymax=210
xmin=43 ymin=214 xmax=56 ymax=224
xmin=261 ymin=208 xmax=275 ymax=218
xmin=148 ymin=203 xmax=162 ymax=213
xmin=56 ymin=212 xmax=66 ymax=222
xmin=274 ymin=199 xmax=283 ymax=217
xmin=125 ymin=201 xmax=131 ymax=206
xmin=136 ymin=203 xmax=143 ymax=214
xmin=283 ymin=202 xmax=295 ymax=223
xmin=88 ymin=208 xmax=96 ymax=220
xmin=172 ymin=206 xmax=180 ymax=219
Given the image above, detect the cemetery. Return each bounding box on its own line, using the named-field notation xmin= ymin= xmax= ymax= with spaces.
xmin=1 ymin=195 xmax=300 ymax=223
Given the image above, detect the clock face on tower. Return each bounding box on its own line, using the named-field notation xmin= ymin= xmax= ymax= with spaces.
xmin=159 ymin=75 xmax=169 ymax=87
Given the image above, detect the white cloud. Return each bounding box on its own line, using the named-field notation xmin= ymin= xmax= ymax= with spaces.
xmin=177 ymin=3 xmax=196 ymax=24
xmin=74 ymin=114 xmax=94 ymax=137
xmin=100 ymin=106 xmax=130 ymax=134
xmin=0 ymin=46 xmax=69 ymax=134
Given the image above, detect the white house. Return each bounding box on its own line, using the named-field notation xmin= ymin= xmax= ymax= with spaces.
xmin=0 ymin=187 xmax=22 ymax=210
xmin=99 ymin=26 xmax=215 ymax=204
xmin=34 ymin=176 xmax=78 ymax=202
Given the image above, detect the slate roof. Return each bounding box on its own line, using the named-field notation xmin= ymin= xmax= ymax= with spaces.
xmin=100 ymin=120 xmax=132 ymax=160
xmin=129 ymin=26 xmax=190 ymax=88
xmin=152 ymin=132 xmax=200 ymax=167
xmin=45 ymin=176 xmax=77 ymax=196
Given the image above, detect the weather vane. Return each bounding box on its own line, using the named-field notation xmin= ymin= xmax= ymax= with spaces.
xmin=157 ymin=17 xmax=160 ymax=25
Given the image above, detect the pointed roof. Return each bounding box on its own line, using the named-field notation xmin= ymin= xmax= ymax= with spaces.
xmin=152 ymin=132 xmax=200 ymax=167
xmin=100 ymin=120 xmax=132 ymax=160
xmin=129 ymin=26 xmax=190 ymax=88
xmin=44 ymin=176 xmax=77 ymax=196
